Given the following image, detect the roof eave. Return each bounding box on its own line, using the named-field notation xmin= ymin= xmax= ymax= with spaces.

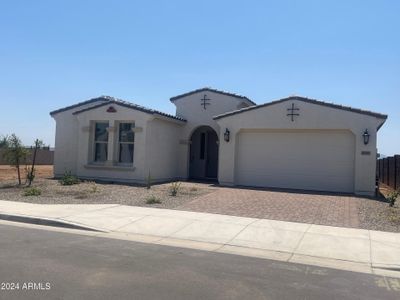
xmin=49 ymin=97 xmax=110 ymax=117
xmin=377 ymin=117 xmax=388 ymax=131
xmin=72 ymin=100 xmax=186 ymax=122
xmin=170 ymin=87 xmax=256 ymax=105
xmin=152 ymin=113 xmax=187 ymax=124
xmin=214 ymin=96 xmax=388 ymax=121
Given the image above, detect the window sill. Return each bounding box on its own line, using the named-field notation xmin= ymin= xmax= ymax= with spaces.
xmin=84 ymin=164 xmax=136 ymax=171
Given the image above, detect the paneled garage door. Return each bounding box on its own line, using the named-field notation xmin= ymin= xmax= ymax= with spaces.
xmin=235 ymin=130 xmax=355 ymax=193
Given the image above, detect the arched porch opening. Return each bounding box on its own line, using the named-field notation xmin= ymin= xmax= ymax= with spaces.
xmin=189 ymin=126 xmax=219 ymax=180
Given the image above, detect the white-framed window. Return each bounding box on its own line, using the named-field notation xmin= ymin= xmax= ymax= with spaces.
xmin=94 ymin=122 xmax=109 ymax=162
xmin=118 ymin=122 xmax=135 ymax=164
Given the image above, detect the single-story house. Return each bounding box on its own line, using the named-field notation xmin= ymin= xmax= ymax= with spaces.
xmin=50 ymin=87 xmax=387 ymax=196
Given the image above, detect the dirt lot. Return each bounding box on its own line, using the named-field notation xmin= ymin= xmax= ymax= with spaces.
xmin=0 ymin=165 xmax=53 ymax=181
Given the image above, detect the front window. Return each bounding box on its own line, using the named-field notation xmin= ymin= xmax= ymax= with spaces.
xmin=118 ymin=123 xmax=135 ymax=163
xmin=94 ymin=122 xmax=109 ymax=162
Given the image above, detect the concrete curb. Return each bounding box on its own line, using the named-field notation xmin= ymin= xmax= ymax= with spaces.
xmin=0 ymin=213 xmax=105 ymax=232
xmin=1 ymin=200 xmax=399 ymax=279
xmin=1 ymin=217 xmax=400 ymax=279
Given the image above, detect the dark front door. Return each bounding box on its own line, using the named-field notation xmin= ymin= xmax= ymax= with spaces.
xmin=189 ymin=126 xmax=219 ymax=180
xmin=206 ymin=131 xmax=218 ymax=178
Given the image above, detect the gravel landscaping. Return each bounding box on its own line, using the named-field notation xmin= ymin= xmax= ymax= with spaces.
xmin=358 ymin=198 xmax=400 ymax=232
xmin=358 ymin=186 xmax=400 ymax=232
xmin=0 ymin=178 xmax=217 ymax=209
xmin=0 ymin=172 xmax=399 ymax=232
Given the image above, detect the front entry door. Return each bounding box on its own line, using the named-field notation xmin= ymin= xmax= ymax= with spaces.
xmin=189 ymin=127 xmax=218 ymax=180
xmin=205 ymin=131 xmax=218 ymax=178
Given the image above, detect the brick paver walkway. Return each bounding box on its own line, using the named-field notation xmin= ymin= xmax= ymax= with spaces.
xmin=178 ymin=187 xmax=364 ymax=228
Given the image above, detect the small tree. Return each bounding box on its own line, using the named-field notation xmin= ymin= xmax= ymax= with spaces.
xmin=146 ymin=171 xmax=152 ymax=189
xmin=0 ymin=135 xmax=8 ymax=148
xmin=2 ymin=134 xmax=29 ymax=185
xmin=27 ymin=139 xmax=44 ymax=186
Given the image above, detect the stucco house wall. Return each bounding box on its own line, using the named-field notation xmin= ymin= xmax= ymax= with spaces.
xmin=146 ymin=117 xmax=184 ymax=182
xmin=52 ymin=99 xmax=106 ymax=176
xmin=171 ymin=90 xmax=254 ymax=178
xmin=74 ymin=103 xmax=152 ymax=182
xmin=51 ymin=99 xmax=186 ymax=184
xmin=51 ymin=90 xmax=386 ymax=196
xmin=215 ymin=99 xmax=385 ymax=195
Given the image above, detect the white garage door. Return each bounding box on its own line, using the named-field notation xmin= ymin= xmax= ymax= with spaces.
xmin=235 ymin=130 xmax=355 ymax=193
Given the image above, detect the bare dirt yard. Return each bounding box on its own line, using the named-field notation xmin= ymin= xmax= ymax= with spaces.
xmin=0 ymin=165 xmax=53 ymax=181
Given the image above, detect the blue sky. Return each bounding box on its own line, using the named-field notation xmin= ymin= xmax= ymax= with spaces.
xmin=0 ymin=0 xmax=399 ymax=155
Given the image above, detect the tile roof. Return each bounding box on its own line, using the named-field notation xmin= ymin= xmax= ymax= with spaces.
xmin=170 ymin=87 xmax=256 ymax=105
xmin=49 ymin=96 xmax=110 ymax=116
xmin=50 ymin=96 xmax=186 ymax=122
xmin=213 ymin=96 xmax=388 ymax=120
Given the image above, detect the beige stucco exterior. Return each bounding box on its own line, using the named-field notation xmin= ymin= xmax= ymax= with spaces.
xmin=53 ymin=101 xmax=185 ymax=183
xmin=215 ymin=99 xmax=386 ymax=195
xmin=51 ymin=89 xmax=386 ymax=196
xmin=171 ymin=90 xmax=253 ymax=178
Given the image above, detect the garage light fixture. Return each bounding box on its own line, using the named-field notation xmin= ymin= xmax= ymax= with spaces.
xmin=363 ymin=129 xmax=370 ymax=145
xmin=224 ymin=128 xmax=230 ymax=142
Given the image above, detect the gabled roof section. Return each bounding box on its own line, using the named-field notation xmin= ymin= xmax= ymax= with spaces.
xmin=49 ymin=96 xmax=110 ymax=116
xmin=51 ymin=96 xmax=186 ymax=122
xmin=170 ymin=87 xmax=256 ymax=105
xmin=214 ymin=96 xmax=388 ymax=120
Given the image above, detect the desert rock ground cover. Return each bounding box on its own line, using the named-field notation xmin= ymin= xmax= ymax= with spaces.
xmin=0 ymin=165 xmax=398 ymax=232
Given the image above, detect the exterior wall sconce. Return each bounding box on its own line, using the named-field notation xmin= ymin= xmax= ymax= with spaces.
xmin=363 ymin=129 xmax=370 ymax=145
xmin=224 ymin=128 xmax=230 ymax=142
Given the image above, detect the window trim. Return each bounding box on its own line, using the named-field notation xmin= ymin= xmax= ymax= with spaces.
xmin=117 ymin=122 xmax=135 ymax=165
xmin=93 ymin=121 xmax=109 ymax=163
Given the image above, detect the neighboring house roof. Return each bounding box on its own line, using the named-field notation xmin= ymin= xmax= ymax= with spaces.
xmin=51 ymin=96 xmax=186 ymax=122
xmin=170 ymin=87 xmax=256 ymax=105
xmin=213 ymin=96 xmax=388 ymax=120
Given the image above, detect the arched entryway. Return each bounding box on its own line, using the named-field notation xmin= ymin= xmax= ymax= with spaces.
xmin=189 ymin=126 xmax=219 ymax=180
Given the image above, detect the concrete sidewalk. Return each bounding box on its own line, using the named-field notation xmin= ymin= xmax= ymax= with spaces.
xmin=0 ymin=200 xmax=399 ymax=278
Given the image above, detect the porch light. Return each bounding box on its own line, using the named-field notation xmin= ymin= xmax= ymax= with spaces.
xmin=224 ymin=128 xmax=230 ymax=142
xmin=363 ymin=129 xmax=370 ymax=145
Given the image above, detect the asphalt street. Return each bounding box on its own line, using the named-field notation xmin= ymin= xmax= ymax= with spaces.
xmin=0 ymin=223 xmax=399 ymax=300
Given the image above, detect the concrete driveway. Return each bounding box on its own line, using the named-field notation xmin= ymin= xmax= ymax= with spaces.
xmin=178 ymin=186 xmax=363 ymax=228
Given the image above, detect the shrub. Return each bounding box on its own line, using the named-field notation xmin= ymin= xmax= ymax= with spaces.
xmin=87 ymin=181 xmax=98 ymax=193
xmin=59 ymin=171 xmax=80 ymax=186
xmin=387 ymin=190 xmax=399 ymax=207
xmin=170 ymin=181 xmax=181 ymax=197
xmin=146 ymin=195 xmax=161 ymax=204
xmin=23 ymin=187 xmax=41 ymax=196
